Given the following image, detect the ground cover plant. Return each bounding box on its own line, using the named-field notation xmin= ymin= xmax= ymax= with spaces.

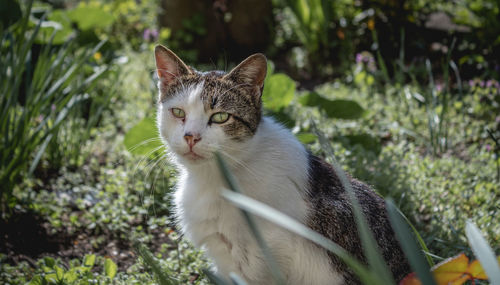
xmin=1 ymin=0 xmax=499 ymax=284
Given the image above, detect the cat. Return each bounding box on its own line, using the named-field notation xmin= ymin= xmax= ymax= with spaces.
xmin=154 ymin=44 xmax=410 ymax=284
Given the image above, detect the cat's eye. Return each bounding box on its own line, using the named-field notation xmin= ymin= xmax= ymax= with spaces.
xmin=210 ymin=112 xmax=230 ymax=124
xmin=171 ymin=108 xmax=185 ymax=119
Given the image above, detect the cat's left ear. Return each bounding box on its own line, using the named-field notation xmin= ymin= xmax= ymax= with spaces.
xmin=224 ymin=54 xmax=267 ymax=93
xmin=154 ymin=45 xmax=192 ymax=85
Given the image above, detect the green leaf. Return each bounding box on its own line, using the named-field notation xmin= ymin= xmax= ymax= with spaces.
xmin=300 ymin=92 xmax=365 ymax=119
xmin=43 ymin=257 xmax=56 ymax=268
xmin=134 ymin=242 xmax=177 ymax=285
xmin=54 ymin=265 xmax=64 ymax=281
xmin=343 ymin=134 xmax=381 ymax=154
xmin=263 ymin=73 xmax=296 ymax=111
xmin=465 ymin=221 xmax=500 ymax=283
xmin=64 ymin=268 xmax=78 ymax=283
xmin=386 ymin=199 xmax=437 ymax=285
xmin=124 ymin=117 xmax=163 ymax=156
xmin=83 ymin=254 xmax=96 ymax=268
xmin=36 ymin=10 xmax=73 ymax=44
xmin=104 ymin=258 xmax=118 ymax=279
xmin=28 ymin=275 xmax=44 ymax=285
xmin=296 ymin=132 xmax=316 ymax=144
xmin=68 ymin=5 xmax=114 ymax=30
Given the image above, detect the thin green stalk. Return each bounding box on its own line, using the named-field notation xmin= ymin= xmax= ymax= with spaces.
xmin=372 ymin=29 xmax=391 ymax=85
xmin=215 ymin=153 xmax=286 ymax=285
xmin=311 ymin=121 xmax=395 ymax=285
xmin=386 ymin=199 xmax=437 ymax=285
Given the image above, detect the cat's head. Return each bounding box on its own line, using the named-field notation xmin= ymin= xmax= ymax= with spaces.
xmin=154 ymin=45 xmax=267 ymax=166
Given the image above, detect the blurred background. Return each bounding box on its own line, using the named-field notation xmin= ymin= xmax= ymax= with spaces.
xmin=1 ymin=0 xmax=499 ymax=284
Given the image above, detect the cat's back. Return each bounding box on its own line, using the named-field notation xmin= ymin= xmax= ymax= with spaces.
xmin=305 ymin=154 xmax=410 ymax=284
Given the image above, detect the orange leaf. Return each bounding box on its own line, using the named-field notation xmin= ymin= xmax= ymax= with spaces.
xmin=399 ymin=272 xmax=422 ymax=285
xmin=432 ymin=253 xmax=469 ymax=285
xmin=448 ymin=275 xmax=471 ymax=285
xmin=467 ymin=260 xmax=487 ymax=280
xmin=467 ymin=255 xmax=500 ymax=280
xmin=399 ymin=254 xmax=500 ymax=285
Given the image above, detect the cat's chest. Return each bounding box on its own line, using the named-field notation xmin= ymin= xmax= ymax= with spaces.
xmin=175 ymin=174 xmax=247 ymax=246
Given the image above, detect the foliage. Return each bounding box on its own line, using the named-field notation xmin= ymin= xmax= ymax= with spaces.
xmin=28 ymin=255 xmax=118 ymax=284
xmin=0 ymin=1 xmax=113 ymax=213
xmin=2 ymin=1 xmax=500 ymax=284
xmin=124 ymin=117 xmax=163 ymax=157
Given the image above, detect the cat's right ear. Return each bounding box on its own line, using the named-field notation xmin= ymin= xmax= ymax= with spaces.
xmin=154 ymin=45 xmax=191 ymax=85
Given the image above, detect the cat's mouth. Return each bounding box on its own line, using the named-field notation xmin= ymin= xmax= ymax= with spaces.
xmin=182 ymin=151 xmax=205 ymax=161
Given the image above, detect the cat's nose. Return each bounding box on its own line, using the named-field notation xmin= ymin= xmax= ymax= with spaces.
xmin=184 ymin=132 xmax=201 ymax=148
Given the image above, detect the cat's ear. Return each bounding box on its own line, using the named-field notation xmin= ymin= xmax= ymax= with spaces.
xmin=154 ymin=45 xmax=191 ymax=84
xmin=224 ymin=54 xmax=267 ymax=90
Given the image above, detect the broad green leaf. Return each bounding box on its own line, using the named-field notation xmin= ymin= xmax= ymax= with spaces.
xmin=104 ymin=258 xmax=118 ymax=279
xmin=28 ymin=275 xmax=44 ymax=285
xmin=296 ymin=132 xmax=316 ymax=144
xmin=386 ymin=199 xmax=437 ymax=285
xmin=343 ymin=134 xmax=381 ymax=154
xmin=43 ymin=256 xmax=56 ymax=268
xmin=263 ymin=73 xmax=296 ymax=111
xmin=64 ymin=269 xmax=78 ymax=283
xmin=299 ymin=92 xmax=365 ymax=119
xmin=36 ymin=10 xmax=73 ymax=44
xmin=54 ymin=266 xmax=64 ymax=281
xmin=68 ymin=5 xmax=114 ymax=30
xmin=124 ymin=117 xmax=163 ymax=156
xmin=83 ymin=254 xmax=96 ymax=267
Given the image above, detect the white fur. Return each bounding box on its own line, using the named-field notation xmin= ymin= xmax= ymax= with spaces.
xmin=158 ymin=82 xmax=343 ymax=284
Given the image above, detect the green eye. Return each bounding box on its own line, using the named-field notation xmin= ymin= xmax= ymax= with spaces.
xmin=210 ymin=112 xmax=230 ymax=124
xmin=171 ymin=108 xmax=185 ymax=118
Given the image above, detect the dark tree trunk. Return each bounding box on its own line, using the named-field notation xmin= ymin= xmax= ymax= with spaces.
xmin=159 ymin=0 xmax=273 ymax=63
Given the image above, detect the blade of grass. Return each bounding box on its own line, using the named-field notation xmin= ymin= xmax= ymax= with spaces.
xmin=202 ymin=269 xmax=231 ymax=285
xmin=220 ymin=189 xmax=382 ymax=284
xmin=229 ymin=272 xmax=248 ymax=285
xmin=133 ymin=242 xmax=177 ymax=285
xmin=465 ymin=221 xmax=500 ymax=284
xmin=28 ymin=134 xmax=53 ymax=175
xmin=215 ymin=153 xmax=286 ymax=285
xmin=310 ymin=121 xmax=395 ymax=285
xmin=392 ymin=205 xmax=434 ymax=267
xmin=386 ymin=199 xmax=437 ymax=285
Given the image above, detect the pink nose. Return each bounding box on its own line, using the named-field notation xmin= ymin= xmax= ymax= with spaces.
xmin=184 ymin=132 xmax=201 ymax=148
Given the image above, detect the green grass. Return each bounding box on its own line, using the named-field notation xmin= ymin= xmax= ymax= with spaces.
xmin=2 ymin=42 xmax=499 ymax=284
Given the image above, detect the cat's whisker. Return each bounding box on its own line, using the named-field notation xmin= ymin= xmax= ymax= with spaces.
xmin=132 ymin=145 xmax=166 ymax=177
xmin=217 ymin=150 xmax=261 ymax=180
xmin=128 ymin=137 xmax=162 ymax=152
